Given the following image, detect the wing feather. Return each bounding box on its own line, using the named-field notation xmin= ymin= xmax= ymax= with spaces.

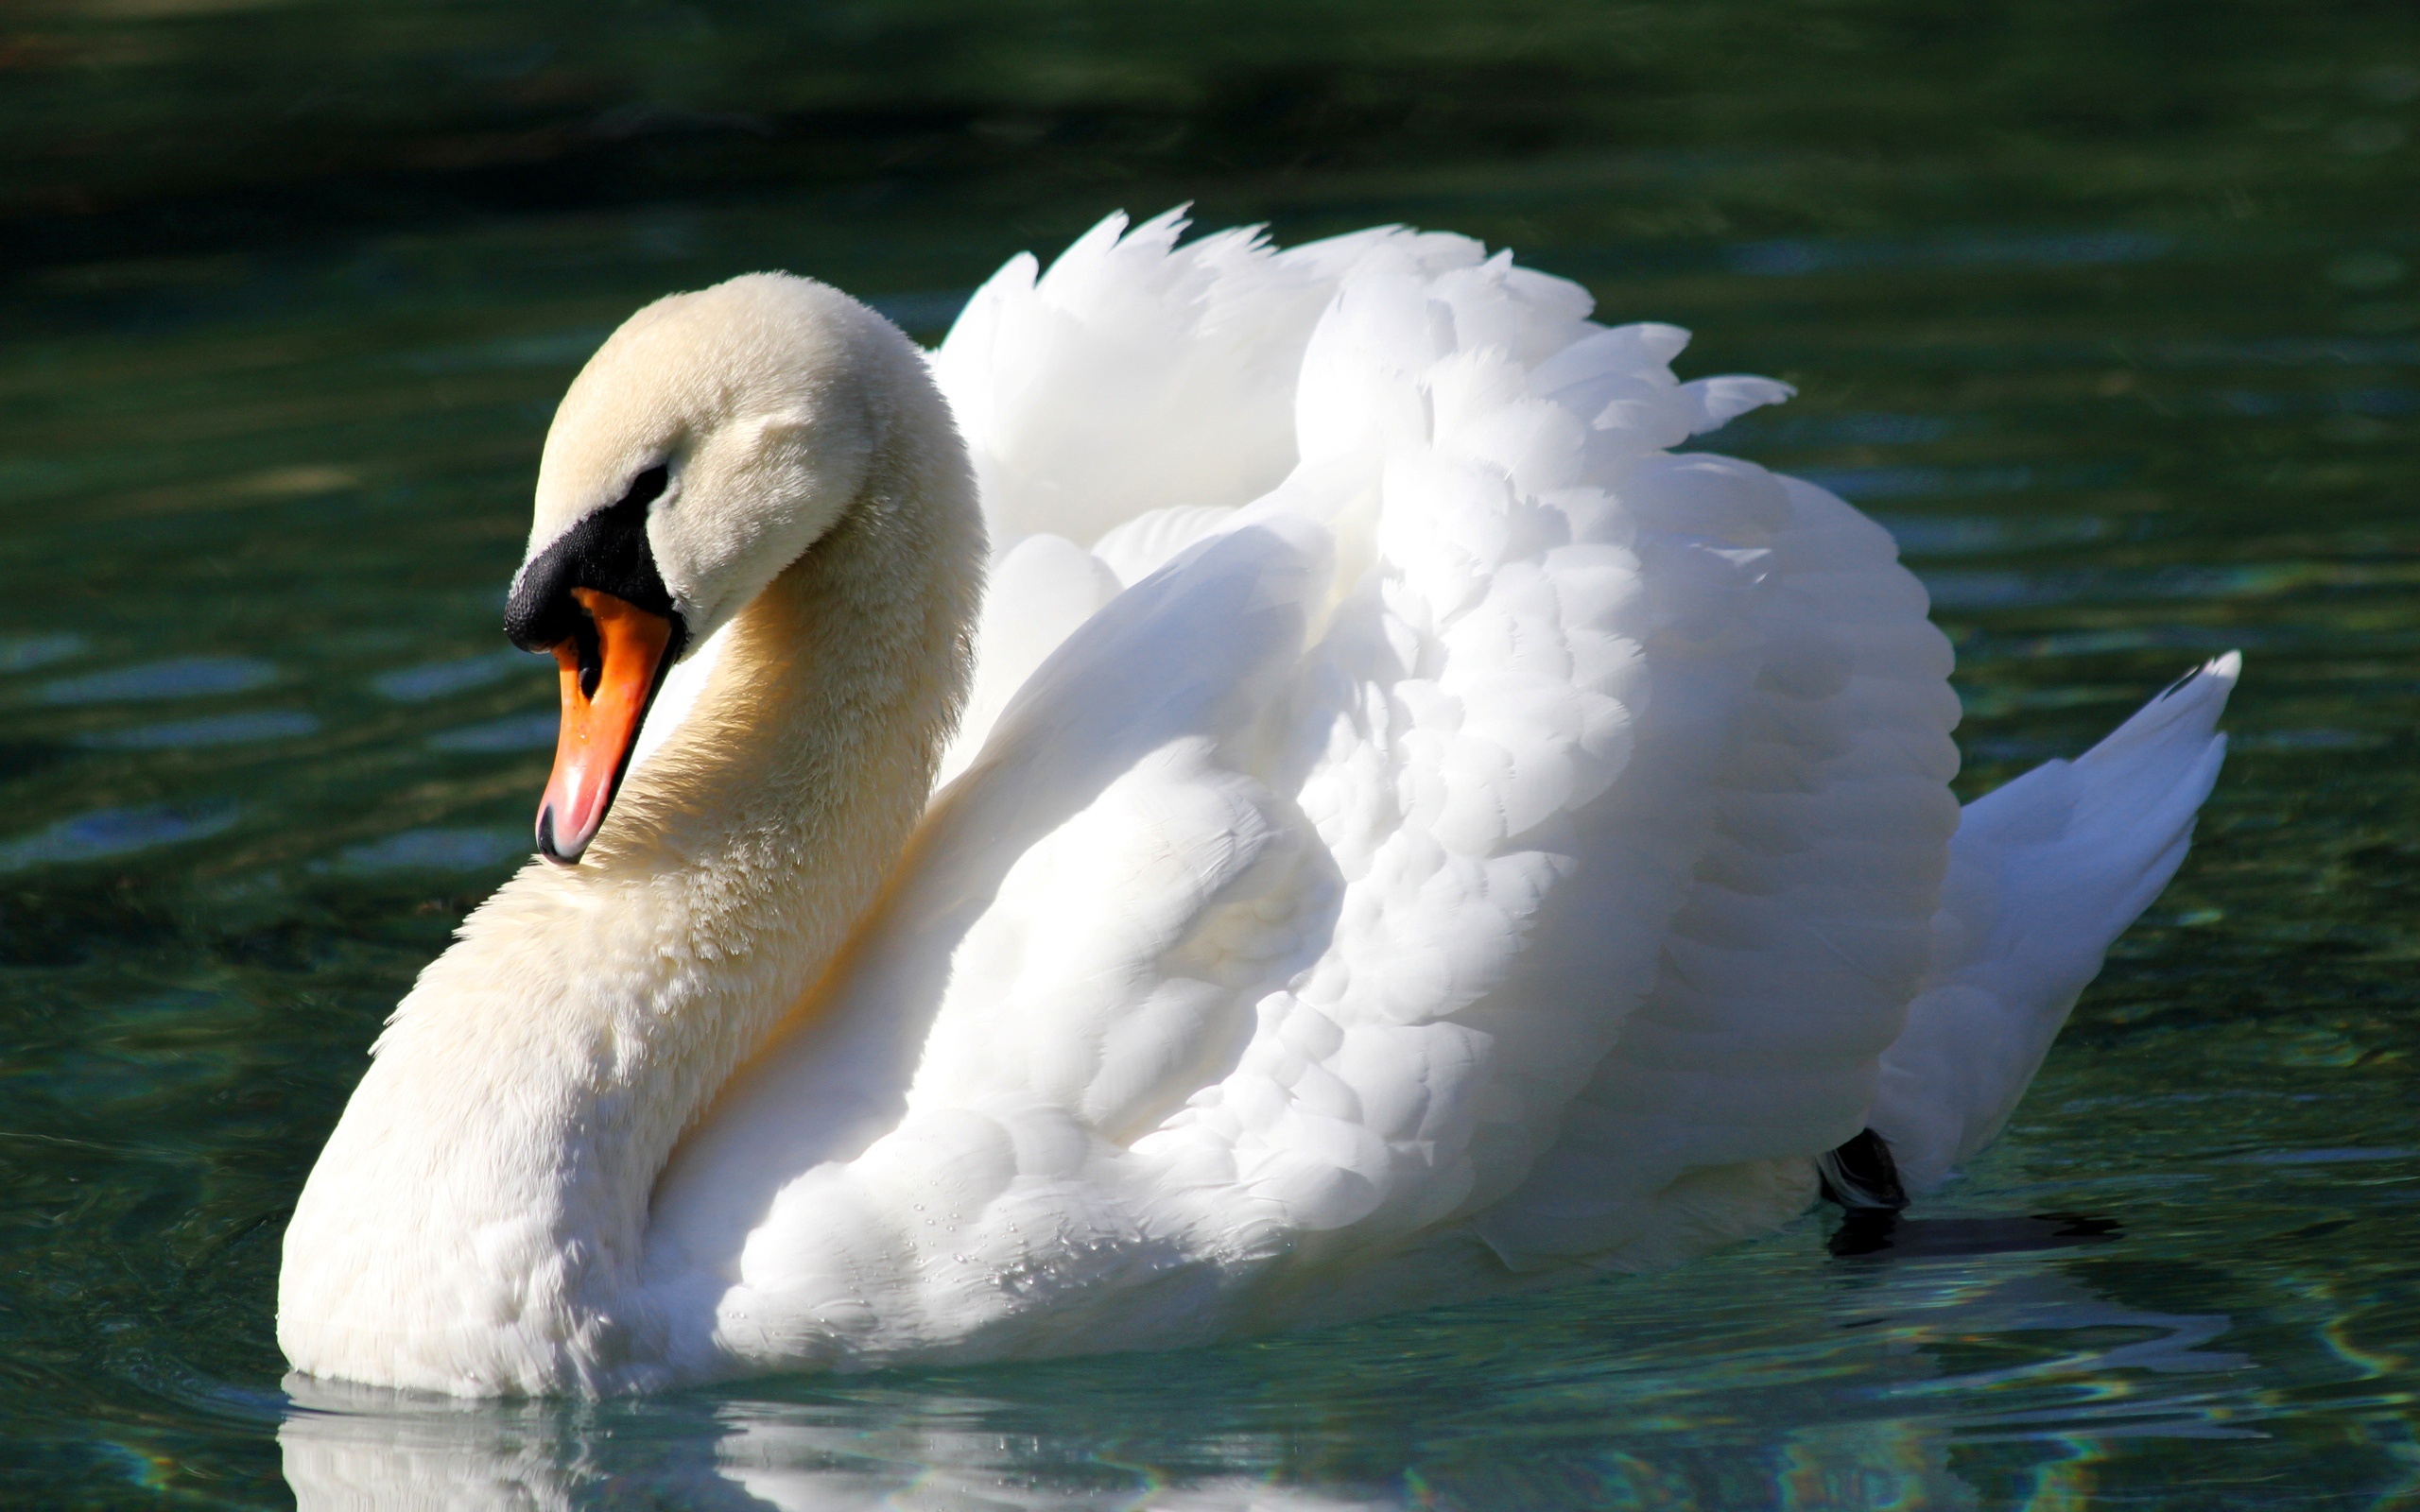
xmin=662 ymin=213 xmax=1990 ymax=1367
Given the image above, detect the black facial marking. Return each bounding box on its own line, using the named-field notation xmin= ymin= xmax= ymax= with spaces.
xmin=505 ymin=464 xmax=684 ymax=656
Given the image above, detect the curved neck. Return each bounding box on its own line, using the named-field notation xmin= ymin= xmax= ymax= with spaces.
xmin=531 ymin=468 xmax=984 ymax=1155
xmin=281 ymin=388 xmax=981 ymax=1395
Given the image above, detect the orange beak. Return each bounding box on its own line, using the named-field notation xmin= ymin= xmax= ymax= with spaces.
xmin=536 ymin=587 xmax=675 ymax=866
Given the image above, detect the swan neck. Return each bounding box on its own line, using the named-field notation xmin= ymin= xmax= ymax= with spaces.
xmin=279 ymin=336 xmax=981 ymax=1393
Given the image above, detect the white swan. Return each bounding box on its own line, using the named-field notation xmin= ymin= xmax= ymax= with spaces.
xmin=279 ymin=210 xmax=2236 ymax=1396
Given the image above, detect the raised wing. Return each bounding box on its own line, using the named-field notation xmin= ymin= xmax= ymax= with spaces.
xmin=652 ymin=215 xmax=1961 ymax=1370
xmin=928 ymin=208 xmax=1406 ymax=550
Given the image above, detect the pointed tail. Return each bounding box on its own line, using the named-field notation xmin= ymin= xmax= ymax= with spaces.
xmin=1869 ymin=653 xmax=2238 ymax=1189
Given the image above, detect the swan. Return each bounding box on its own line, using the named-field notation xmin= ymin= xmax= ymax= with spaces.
xmin=279 ymin=209 xmax=2236 ymax=1397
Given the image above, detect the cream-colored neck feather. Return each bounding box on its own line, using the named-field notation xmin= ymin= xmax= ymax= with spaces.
xmin=278 ymin=300 xmax=982 ymax=1397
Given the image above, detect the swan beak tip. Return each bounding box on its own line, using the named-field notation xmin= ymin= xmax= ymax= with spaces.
xmin=534 ymin=803 xmax=586 ymax=867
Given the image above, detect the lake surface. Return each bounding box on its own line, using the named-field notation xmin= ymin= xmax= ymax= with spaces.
xmin=3 ymin=1 xmax=2416 ymax=1505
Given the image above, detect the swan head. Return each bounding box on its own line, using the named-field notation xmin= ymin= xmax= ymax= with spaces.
xmin=505 ymin=272 xmax=898 ymax=864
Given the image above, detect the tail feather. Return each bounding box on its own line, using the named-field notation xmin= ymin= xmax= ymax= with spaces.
xmin=1869 ymin=653 xmax=2238 ymax=1189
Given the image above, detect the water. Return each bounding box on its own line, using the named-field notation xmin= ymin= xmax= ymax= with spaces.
xmin=4 ymin=2 xmax=2416 ymax=1505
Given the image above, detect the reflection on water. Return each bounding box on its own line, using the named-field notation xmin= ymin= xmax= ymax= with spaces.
xmin=372 ymin=650 xmax=536 ymax=703
xmin=1721 ymin=231 xmax=2175 ymax=279
xmin=78 ymin=711 xmax=320 ymax=751
xmin=0 ymin=800 xmax=243 ymax=870
xmin=270 ymin=1244 xmax=2246 ymax=1510
xmin=0 ymin=632 xmax=88 ymax=673
xmin=325 ymin=827 xmax=531 ymax=875
xmin=426 ymin=711 xmax=562 ymax=752
xmin=36 ymin=656 xmax=281 ymax=705
xmin=4 ymin=0 xmax=2418 ymax=1505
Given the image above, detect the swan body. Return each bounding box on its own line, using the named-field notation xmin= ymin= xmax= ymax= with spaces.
xmin=280 ymin=211 xmax=2235 ymax=1396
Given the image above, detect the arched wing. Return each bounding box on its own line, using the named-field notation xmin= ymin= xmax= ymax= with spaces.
xmin=654 ymin=215 xmax=1960 ymax=1369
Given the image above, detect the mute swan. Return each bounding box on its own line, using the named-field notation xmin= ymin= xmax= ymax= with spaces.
xmin=280 ymin=210 xmax=2236 ymax=1396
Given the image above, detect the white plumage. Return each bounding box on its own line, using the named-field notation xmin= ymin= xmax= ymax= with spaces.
xmin=278 ymin=210 xmax=2235 ymax=1395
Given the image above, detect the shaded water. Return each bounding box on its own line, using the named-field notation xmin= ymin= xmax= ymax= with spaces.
xmin=4 ymin=1 xmax=2417 ymax=1505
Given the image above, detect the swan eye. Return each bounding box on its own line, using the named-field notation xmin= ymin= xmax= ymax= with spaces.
xmin=622 ymin=464 xmax=669 ymax=511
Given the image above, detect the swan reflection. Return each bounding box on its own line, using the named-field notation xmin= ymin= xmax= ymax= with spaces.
xmin=280 ymin=1236 xmax=2247 ymax=1510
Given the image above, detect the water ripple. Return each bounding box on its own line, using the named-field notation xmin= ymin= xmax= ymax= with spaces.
xmin=77 ymin=712 xmax=320 ymax=749
xmin=371 ymin=650 xmax=538 ymax=703
xmin=330 ymin=828 xmax=528 ymax=873
xmin=0 ymin=632 xmax=87 ymax=674
xmin=38 ymin=657 xmax=278 ymax=705
xmin=426 ymin=712 xmax=558 ymax=752
xmin=0 ymin=801 xmax=240 ymax=871
xmin=1727 ymin=230 xmax=2172 ymax=278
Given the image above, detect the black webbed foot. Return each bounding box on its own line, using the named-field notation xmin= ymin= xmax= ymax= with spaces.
xmin=1817 ymin=1127 xmax=1908 ymax=1213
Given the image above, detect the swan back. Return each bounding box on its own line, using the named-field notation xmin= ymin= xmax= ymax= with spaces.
xmin=648 ymin=215 xmax=1964 ymax=1371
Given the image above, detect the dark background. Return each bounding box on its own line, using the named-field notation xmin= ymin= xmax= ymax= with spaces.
xmin=10 ymin=1 xmax=2416 ymax=291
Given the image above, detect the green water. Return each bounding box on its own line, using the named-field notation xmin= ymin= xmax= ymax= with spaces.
xmin=4 ymin=1 xmax=2417 ymax=1505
